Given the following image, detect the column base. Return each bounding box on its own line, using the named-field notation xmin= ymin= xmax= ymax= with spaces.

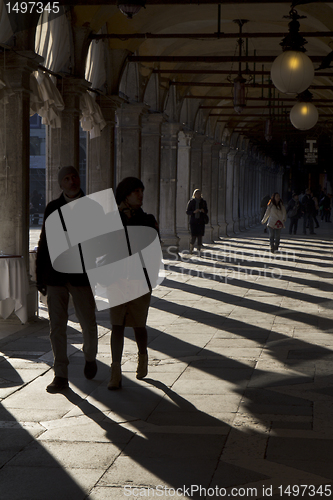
xmin=210 ymin=224 xmax=219 ymax=242
xmin=233 ymin=220 xmax=240 ymax=233
xmin=226 ymin=221 xmax=235 ymax=236
xmin=176 ymin=230 xmax=190 ymax=252
xmin=203 ymin=225 xmax=214 ymax=243
xmin=161 ymin=234 xmax=180 ymax=258
xmin=218 ymin=222 xmax=228 ymax=237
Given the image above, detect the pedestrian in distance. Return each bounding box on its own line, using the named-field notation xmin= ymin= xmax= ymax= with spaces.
xmin=286 ymin=193 xmax=301 ymax=235
xmin=108 ymin=177 xmax=160 ymax=390
xmin=320 ymin=190 xmax=331 ymax=222
xmin=261 ymin=192 xmax=287 ymax=253
xmin=36 ymin=166 xmax=98 ymax=393
xmin=186 ymin=189 xmax=208 ymax=257
xmin=311 ymin=191 xmax=320 ymax=229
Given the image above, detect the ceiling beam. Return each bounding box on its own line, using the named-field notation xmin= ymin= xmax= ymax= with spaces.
xmin=92 ymin=31 xmax=333 ymax=40
xmin=170 ymin=81 xmax=333 ymax=90
xmin=201 ymin=105 xmax=294 ymax=109
xmin=128 ymin=55 xmax=324 ymax=63
xmin=200 ymin=105 xmax=333 ymax=108
xmin=184 ymin=96 xmax=333 ymax=101
xmin=155 ymin=69 xmax=333 ymax=77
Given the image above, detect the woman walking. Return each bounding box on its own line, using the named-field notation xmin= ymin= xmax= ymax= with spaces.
xmin=261 ymin=192 xmax=287 ymax=253
xmin=186 ymin=189 xmax=208 ymax=256
xmin=108 ymin=177 xmax=159 ymax=390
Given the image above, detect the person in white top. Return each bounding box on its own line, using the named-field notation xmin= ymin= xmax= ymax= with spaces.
xmin=261 ymin=192 xmax=287 ymax=253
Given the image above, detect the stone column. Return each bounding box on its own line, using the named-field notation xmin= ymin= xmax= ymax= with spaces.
xmin=211 ymin=145 xmax=220 ymax=240
xmin=46 ymin=77 xmax=90 ymax=203
xmin=0 ymin=51 xmax=42 ymax=319
xmin=202 ymin=139 xmax=213 ymax=243
xmin=232 ymin=151 xmax=243 ymax=233
xmin=189 ymin=134 xmax=205 ymax=195
xmin=115 ymin=102 xmax=149 ymax=182
xmin=238 ymin=153 xmax=247 ymax=231
xmin=176 ymin=130 xmax=193 ymax=251
xmin=247 ymin=160 xmax=256 ymax=225
xmin=277 ymin=166 xmax=283 ymax=195
xmin=243 ymin=161 xmax=250 ymax=229
xmin=159 ymin=122 xmax=181 ymax=251
xmin=217 ymin=147 xmax=229 ymax=236
xmin=141 ymin=113 xmax=164 ymax=222
xmin=87 ymin=95 xmax=123 ymax=195
xmin=254 ymin=164 xmax=261 ymax=223
xmin=0 ymin=52 xmax=41 ymax=260
xmin=225 ymin=149 xmax=237 ymax=235
xmin=250 ymin=162 xmax=256 ymax=225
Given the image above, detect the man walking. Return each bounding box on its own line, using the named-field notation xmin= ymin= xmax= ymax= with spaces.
xmin=36 ymin=166 xmax=98 ymax=393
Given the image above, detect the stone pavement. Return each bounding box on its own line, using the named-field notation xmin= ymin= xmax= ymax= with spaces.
xmin=0 ymin=223 xmax=333 ymax=500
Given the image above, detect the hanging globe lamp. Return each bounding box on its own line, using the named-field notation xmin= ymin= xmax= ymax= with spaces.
xmin=270 ymin=9 xmax=314 ymax=95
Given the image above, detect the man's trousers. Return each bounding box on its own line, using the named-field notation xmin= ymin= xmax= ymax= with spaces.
xmin=47 ymin=283 xmax=98 ymax=378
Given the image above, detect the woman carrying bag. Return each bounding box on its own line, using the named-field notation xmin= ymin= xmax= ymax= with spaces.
xmin=261 ymin=192 xmax=287 ymax=253
xmin=186 ymin=189 xmax=208 ymax=257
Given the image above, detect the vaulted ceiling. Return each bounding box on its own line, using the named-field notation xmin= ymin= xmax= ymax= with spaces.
xmin=69 ymin=0 xmax=333 ymax=162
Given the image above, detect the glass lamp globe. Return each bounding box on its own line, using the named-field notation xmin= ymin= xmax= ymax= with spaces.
xmin=290 ymin=101 xmax=318 ymax=130
xmin=117 ymin=0 xmax=145 ymax=18
xmin=271 ymin=51 xmax=314 ymax=95
xmin=118 ymin=4 xmax=142 ymax=18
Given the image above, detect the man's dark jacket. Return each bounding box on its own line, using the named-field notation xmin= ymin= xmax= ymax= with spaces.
xmin=36 ymin=190 xmax=90 ymax=290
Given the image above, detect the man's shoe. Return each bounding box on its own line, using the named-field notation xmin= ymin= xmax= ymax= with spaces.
xmin=84 ymin=360 xmax=98 ymax=380
xmin=46 ymin=376 xmax=69 ymax=393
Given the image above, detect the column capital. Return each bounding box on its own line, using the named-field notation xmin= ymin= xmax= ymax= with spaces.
xmin=116 ymin=102 xmax=150 ymax=128
xmin=96 ymin=95 xmax=125 ymax=125
xmin=161 ymin=122 xmax=182 ymax=149
xmin=202 ymin=138 xmax=214 ymax=150
xmin=97 ymin=94 xmax=124 ymax=110
xmin=0 ymin=50 xmax=43 ymax=93
xmin=60 ymin=76 xmax=91 ymax=96
xmin=227 ymin=148 xmax=238 ymax=160
xmin=178 ymin=130 xmax=193 ymax=148
xmin=142 ymin=112 xmax=166 ymax=135
xmin=161 ymin=121 xmax=182 ymax=136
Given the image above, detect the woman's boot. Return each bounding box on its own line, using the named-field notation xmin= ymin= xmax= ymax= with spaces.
xmin=136 ymin=353 xmax=148 ymax=379
xmin=108 ymin=362 xmax=122 ymax=390
xmin=189 ymin=243 xmax=194 ymax=254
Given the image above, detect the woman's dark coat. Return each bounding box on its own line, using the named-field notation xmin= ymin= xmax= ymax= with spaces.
xmin=186 ymin=198 xmax=208 ymax=237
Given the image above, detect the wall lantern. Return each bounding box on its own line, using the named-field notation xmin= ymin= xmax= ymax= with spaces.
xmin=289 ymin=91 xmax=318 ymax=130
xmin=234 ymin=75 xmax=246 ymax=114
xmin=271 ymin=8 xmax=314 ymax=95
xmin=117 ymin=0 xmax=145 ymax=18
xmin=264 ymin=119 xmax=272 ymax=142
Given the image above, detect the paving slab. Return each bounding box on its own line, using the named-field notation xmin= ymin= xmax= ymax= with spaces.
xmin=0 ymin=225 xmax=331 ymax=498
